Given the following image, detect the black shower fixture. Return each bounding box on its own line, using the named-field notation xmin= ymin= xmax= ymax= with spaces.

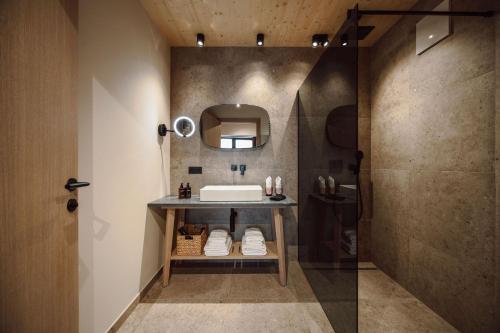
xmin=196 ymin=33 xmax=204 ymax=47
xmin=312 ymin=34 xmax=329 ymax=48
xmin=257 ymin=33 xmax=264 ymax=46
xmin=340 ymin=33 xmax=348 ymax=47
xmin=357 ymin=26 xmax=375 ymax=40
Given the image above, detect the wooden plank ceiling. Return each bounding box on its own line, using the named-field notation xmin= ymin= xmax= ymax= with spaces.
xmin=140 ymin=0 xmax=418 ymax=47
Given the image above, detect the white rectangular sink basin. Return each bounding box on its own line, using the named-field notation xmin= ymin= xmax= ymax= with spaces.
xmin=200 ymin=185 xmax=263 ymax=202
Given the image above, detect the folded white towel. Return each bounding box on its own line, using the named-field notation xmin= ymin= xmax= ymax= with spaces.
xmin=242 ymin=248 xmax=266 ymax=255
xmin=210 ymin=229 xmax=228 ymax=238
xmin=242 ymin=235 xmax=265 ymax=247
xmin=245 ymin=228 xmax=263 ymax=236
xmin=205 ymin=234 xmax=232 ymax=256
xmin=244 ymin=228 xmax=265 ymax=243
xmin=206 ymin=238 xmax=227 ymax=244
xmin=205 ymin=239 xmax=230 ymax=248
xmin=245 ymin=234 xmax=264 ymax=240
xmin=241 ymin=228 xmax=267 ymax=256
xmin=241 ymin=248 xmax=267 ymax=255
xmin=205 ymin=240 xmax=232 ymax=256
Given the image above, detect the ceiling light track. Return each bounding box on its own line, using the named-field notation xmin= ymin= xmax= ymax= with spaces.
xmin=311 ymin=34 xmax=329 ymax=48
xmin=354 ymin=9 xmax=493 ymax=18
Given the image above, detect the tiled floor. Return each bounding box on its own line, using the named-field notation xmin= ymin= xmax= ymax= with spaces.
xmin=358 ymin=265 xmax=458 ymax=333
xmin=118 ymin=262 xmax=458 ymax=332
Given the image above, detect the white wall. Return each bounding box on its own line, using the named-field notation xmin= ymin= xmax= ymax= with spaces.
xmin=78 ymin=0 xmax=170 ymax=332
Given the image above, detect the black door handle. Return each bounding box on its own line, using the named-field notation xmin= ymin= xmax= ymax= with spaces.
xmin=65 ymin=178 xmax=90 ymax=192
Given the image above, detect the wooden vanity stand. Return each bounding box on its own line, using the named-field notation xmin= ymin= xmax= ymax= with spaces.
xmin=148 ymin=195 xmax=297 ymax=288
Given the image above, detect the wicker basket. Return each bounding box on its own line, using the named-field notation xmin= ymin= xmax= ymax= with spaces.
xmin=176 ymin=224 xmax=208 ymax=256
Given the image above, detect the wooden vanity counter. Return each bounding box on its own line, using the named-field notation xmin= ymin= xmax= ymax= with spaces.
xmin=148 ymin=195 xmax=297 ymax=287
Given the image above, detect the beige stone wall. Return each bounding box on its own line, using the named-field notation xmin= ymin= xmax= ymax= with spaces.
xmin=370 ymin=1 xmax=497 ymax=331
xmin=170 ymin=48 xmax=321 ymax=250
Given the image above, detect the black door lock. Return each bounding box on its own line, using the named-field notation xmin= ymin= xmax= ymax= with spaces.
xmin=67 ymin=199 xmax=79 ymax=212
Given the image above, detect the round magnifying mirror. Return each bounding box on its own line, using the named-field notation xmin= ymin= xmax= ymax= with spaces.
xmin=173 ymin=116 xmax=195 ymax=137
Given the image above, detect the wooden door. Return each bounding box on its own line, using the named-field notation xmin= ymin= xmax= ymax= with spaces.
xmin=0 ymin=1 xmax=79 ymax=332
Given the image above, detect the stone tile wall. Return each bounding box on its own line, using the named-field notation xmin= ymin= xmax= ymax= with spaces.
xmin=170 ymin=48 xmax=321 ymax=251
xmin=370 ymin=0 xmax=498 ymax=331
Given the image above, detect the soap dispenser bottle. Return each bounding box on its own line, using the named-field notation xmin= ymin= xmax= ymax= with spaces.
xmin=186 ymin=183 xmax=192 ymax=199
xmin=178 ymin=183 xmax=185 ymax=199
xmin=328 ymin=176 xmax=336 ymax=196
xmin=265 ymin=176 xmax=273 ymax=196
xmin=275 ymin=176 xmax=283 ymax=195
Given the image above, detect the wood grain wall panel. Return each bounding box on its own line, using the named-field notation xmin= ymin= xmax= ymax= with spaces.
xmin=140 ymin=0 xmax=418 ymax=47
xmin=0 ymin=1 xmax=78 ymax=332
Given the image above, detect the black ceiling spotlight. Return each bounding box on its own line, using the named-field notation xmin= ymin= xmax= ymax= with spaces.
xmin=312 ymin=34 xmax=329 ymax=48
xmin=340 ymin=33 xmax=348 ymax=47
xmin=311 ymin=35 xmax=319 ymax=48
xmin=257 ymin=33 xmax=264 ymax=46
xmin=196 ymin=33 xmax=204 ymax=47
xmin=322 ymin=35 xmax=329 ymax=47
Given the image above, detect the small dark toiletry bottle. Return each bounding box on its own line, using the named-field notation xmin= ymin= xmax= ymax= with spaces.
xmin=186 ymin=183 xmax=192 ymax=199
xmin=178 ymin=183 xmax=185 ymax=199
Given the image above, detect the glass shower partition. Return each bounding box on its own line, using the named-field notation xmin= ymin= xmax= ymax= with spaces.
xmin=297 ymin=7 xmax=359 ymax=333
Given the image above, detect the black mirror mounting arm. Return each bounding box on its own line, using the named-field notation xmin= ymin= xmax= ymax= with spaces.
xmin=158 ymin=124 xmax=174 ymax=137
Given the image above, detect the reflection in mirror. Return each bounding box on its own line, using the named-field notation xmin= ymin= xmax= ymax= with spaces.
xmin=200 ymin=104 xmax=271 ymax=150
xmin=325 ymin=105 xmax=356 ymax=149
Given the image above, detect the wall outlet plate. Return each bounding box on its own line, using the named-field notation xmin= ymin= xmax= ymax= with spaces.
xmin=188 ymin=166 xmax=202 ymax=174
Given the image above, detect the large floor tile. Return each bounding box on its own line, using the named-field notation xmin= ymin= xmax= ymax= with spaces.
xmin=358 ymin=268 xmax=458 ymax=333
xmin=119 ymin=302 xmax=334 ymax=333
xmin=142 ymin=273 xmax=231 ymax=303
xmin=120 ymin=263 xmax=458 ymax=333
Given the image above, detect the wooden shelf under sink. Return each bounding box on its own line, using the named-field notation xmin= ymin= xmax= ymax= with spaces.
xmin=171 ymin=241 xmax=279 ymax=260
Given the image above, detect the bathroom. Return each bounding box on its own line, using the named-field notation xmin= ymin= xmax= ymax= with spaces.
xmin=1 ymin=0 xmax=500 ymax=332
